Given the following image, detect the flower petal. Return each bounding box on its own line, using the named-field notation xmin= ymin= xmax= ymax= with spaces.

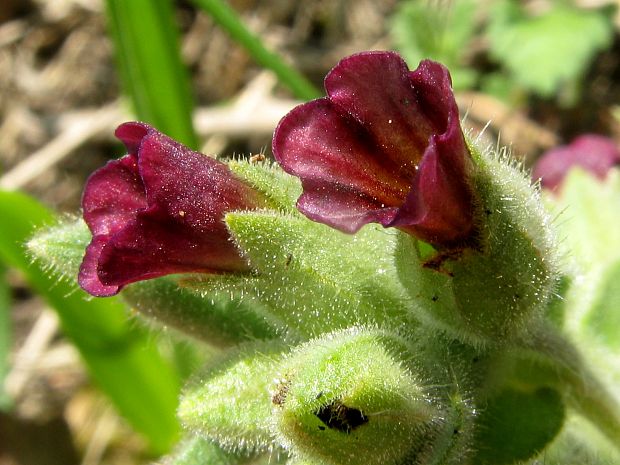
xmin=325 ymin=51 xmax=440 ymax=174
xmin=136 ymin=130 xmax=265 ymax=230
xmin=78 ymin=236 xmax=120 ymax=297
xmin=273 ymin=98 xmax=410 ymax=232
xmin=296 ymin=179 xmax=399 ymax=234
xmin=390 ymin=114 xmax=475 ymax=245
xmin=81 ymin=155 xmax=147 ymax=237
xmin=115 ymin=121 xmax=150 ymax=154
xmin=96 ymin=212 xmax=245 ymax=287
xmin=273 ymin=52 xmax=475 ymax=246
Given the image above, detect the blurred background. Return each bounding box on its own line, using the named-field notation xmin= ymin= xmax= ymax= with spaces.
xmin=1 ymin=0 xmax=619 ymax=464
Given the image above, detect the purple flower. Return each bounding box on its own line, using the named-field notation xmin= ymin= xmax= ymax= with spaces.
xmin=533 ymin=134 xmax=620 ymax=192
xmin=79 ymin=122 xmax=266 ymax=297
xmin=272 ymin=51 xmax=475 ymax=248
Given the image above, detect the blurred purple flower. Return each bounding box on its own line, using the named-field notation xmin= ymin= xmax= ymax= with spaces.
xmin=79 ymin=122 xmax=265 ymax=297
xmin=533 ymin=134 xmax=620 ymax=192
xmin=272 ymin=51 xmax=476 ymax=248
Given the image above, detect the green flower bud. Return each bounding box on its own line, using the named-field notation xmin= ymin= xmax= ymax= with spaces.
xmin=271 ymin=327 xmax=472 ymax=465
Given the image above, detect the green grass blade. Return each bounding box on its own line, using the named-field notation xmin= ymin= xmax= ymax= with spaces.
xmin=191 ymin=0 xmax=321 ymax=100
xmin=0 ymin=191 xmax=180 ymax=453
xmin=105 ymin=0 xmax=198 ymax=148
xmin=0 ymin=263 xmax=12 ymax=410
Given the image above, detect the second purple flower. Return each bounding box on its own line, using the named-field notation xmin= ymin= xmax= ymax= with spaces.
xmin=273 ymin=51 xmax=476 ymax=248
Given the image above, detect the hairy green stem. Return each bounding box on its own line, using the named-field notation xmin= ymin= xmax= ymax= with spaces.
xmin=191 ymin=0 xmax=321 ymax=100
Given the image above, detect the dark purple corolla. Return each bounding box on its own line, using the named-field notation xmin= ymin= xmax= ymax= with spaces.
xmin=79 ymin=122 xmax=266 ymax=297
xmin=533 ymin=134 xmax=620 ymax=192
xmin=272 ymin=51 xmax=475 ymax=248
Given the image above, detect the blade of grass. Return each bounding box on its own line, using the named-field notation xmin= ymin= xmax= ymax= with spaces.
xmin=191 ymin=0 xmax=321 ymax=100
xmin=0 ymin=191 xmax=180 ymax=454
xmin=105 ymin=0 xmax=198 ymax=148
xmin=0 ymin=263 xmax=12 ymax=410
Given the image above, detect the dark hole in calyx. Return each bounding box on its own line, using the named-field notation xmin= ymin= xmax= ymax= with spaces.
xmin=315 ymin=400 xmax=368 ymax=433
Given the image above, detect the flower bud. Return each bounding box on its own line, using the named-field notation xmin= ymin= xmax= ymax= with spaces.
xmin=271 ymin=328 xmax=472 ymax=465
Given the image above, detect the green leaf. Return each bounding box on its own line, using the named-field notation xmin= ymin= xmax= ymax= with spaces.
xmin=488 ymin=2 xmax=613 ymax=98
xmin=105 ymin=0 xmax=197 ymax=147
xmin=29 ymin=218 xmax=284 ymax=346
xmin=0 ymin=263 xmax=12 ymax=410
xmin=218 ymin=211 xmax=413 ymax=338
xmin=390 ymin=0 xmax=479 ymax=90
xmin=533 ymin=415 xmax=620 ymax=465
xmin=472 ymin=387 xmax=564 ymax=464
xmin=545 ymin=169 xmax=620 ymax=350
xmin=0 ymin=191 xmax=179 ymax=453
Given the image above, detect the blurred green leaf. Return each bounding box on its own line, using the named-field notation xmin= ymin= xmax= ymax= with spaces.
xmin=585 ymin=260 xmax=620 ymax=350
xmin=0 ymin=263 xmax=11 ymax=410
xmin=549 ymin=169 xmax=620 ymax=350
xmin=530 ymin=415 xmax=620 ymax=465
xmin=390 ymin=0 xmax=479 ymax=90
xmin=0 ymin=190 xmax=180 ymax=453
xmin=105 ymin=0 xmax=198 ymax=147
xmin=551 ymin=169 xmax=620 ymax=271
xmin=472 ymin=387 xmax=564 ymax=464
xmin=191 ymin=0 xmax=320 ymax=100
xmin=488 ymin=1 xmax=613 ymax=98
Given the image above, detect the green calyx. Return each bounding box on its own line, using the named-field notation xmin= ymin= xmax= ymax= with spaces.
xmin=396 ymin=145 xmax=560 ymax=346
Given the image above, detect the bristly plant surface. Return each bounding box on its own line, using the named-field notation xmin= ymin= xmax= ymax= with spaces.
xmin=28 ymin=51 xmax=620 ymax=465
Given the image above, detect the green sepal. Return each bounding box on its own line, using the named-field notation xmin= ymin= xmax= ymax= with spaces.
xmin=211 ymin=210 xmax=413 ymax=339
xmin=228 ymin=159 xmax=302 ymax=213
xmin=178 ymin=341 xmax=286 ymax=453
xmin=271 ymin=327 xmax=465 ymax=465
xmin=27 ymin=215 xmax=91 ymax=284
xmin=123 ymin=277 xmax=284 ymax=345
xmin=396 ymin=147 xmax=559 ymax=346
xmin=472 ymin=387 xmax=564 ymax=465
xmin=28 ymin=218 xmax=284 ymax=346
xmin=164 ymin=435 xmax=286 ymax=465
